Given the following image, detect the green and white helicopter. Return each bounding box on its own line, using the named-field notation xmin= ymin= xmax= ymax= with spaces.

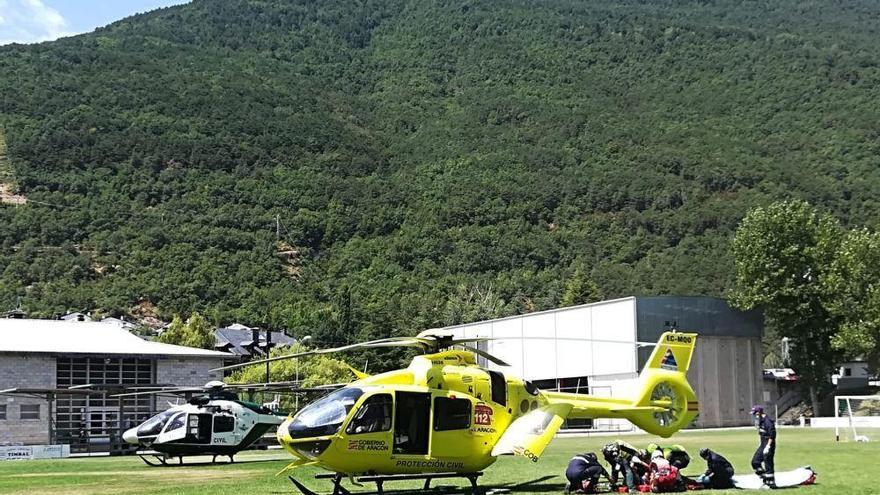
xmin=117 ymin=380 xmax=334 ymax=465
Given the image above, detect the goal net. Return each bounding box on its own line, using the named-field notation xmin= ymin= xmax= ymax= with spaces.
xmin=835 ymin=395 xmax=880 ymax=442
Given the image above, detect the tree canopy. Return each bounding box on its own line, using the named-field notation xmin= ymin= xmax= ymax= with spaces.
xmin=1 ymin=0 xmax=880 ymax=370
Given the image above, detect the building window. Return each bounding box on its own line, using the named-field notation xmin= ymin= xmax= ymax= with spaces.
xmin=0 ymin=405 xmax=6 ymax=420
xmin=844 ymin=368 xmax=852 ymax=377
xmin=20 ymin=404 xmax=40 ymax=420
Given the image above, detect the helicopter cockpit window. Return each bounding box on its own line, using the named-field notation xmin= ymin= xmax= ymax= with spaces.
xmin=288 ymin=387 xmax=364 ymax=439
xmin=164 ymin=413 xmax=186 ymax=433
xmin=433 ymin=397 xmax=471 ymax=431
xmin=346 ymin=393 xmax=392 ymax=435
xmin=136 ymin=410 xmax=176 ymax=437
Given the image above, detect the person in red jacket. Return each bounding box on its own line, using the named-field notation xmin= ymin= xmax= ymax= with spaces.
xmin=649 ymin=450 xmax=683 ymax=493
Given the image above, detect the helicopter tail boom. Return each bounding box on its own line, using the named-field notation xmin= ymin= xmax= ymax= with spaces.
xmin=544 ymin=331 xmax=699 ymax=438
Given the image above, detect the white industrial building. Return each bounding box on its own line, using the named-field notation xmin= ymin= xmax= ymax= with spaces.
xmin=446 ymin=296 xmax=764 ymax=429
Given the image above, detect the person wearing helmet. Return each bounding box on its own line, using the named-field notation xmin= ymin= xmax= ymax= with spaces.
xmin=649 ymin=449 xmax=683 ymax=492
xmin=601 ymin=440 xmax=644 ymax=492
xmin=697 ymin=448 xmax=735 ymax=489
xmin=750 ymin=405 xmax=777 ymax=489
xmin=646 ymin=442 xmax=690 ymax=469
xmin=564 ymin=452 xmax=615 ymax=494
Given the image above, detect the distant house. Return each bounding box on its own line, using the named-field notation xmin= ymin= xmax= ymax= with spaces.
xmin=832 ymin=361 xmax=871 ymax=390
xmin=100 ymin=317 xmax=136 ymax=331
xmin=60 ymin=312 xmax=92 ymax=322
xmin=213 ymin=324 xmax=297 ymax=358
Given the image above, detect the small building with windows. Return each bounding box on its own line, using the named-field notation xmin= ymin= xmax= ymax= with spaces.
xmin=0 ymin=318 xmax=231 ymax=453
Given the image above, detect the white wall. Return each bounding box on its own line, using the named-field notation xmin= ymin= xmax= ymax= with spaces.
xmin=447 ymin=298 xmax=638 ymax=381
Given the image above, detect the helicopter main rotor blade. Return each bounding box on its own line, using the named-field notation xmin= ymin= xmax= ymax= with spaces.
xmin=448 ymin=337 xmax=494 ymax=346
xmin=458 ymin=344 xmax=510 ymax=367
xmin=211 ymin=336 xmax=420 ymax=372
xmin=111 ymin=387 xmax=205 ymax=398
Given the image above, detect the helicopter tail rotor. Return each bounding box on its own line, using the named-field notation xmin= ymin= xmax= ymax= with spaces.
xmin=543 ymin=331 xmax=699 ymax=438
xmin=615 ymin=332 xmax=699 ymax=437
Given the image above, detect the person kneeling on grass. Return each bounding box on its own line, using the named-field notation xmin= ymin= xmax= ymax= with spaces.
xmin=649 ymin=450 xmax=684 ymax=493
xmin=565 ymin=452 xmax=615 ymax=494
xmin=696 ymin=448 xmax=735 ymax=489
xmin=602 ymin=441 xmax=646 ymax=492
xmin=647 ymin=443 xmax=690 ymax=470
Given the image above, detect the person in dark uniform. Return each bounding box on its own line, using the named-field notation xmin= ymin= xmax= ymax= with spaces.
xmin=698 ymin=448 xmax=735 ymax=489
xmin=750 ymin=405 xmax=777 ymax=489
xmin=602 ymin=441 xmax=647 ymax=492
xmin=565 ymin=452 xmax=614 ymax=494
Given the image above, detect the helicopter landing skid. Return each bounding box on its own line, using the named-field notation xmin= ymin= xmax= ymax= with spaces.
xmin=138 ymin=454 xmax=169 ymax=467
xmin=291 ymin=471 xmax=484 ymax=495
xmin=289 ymin=474 xmax=349 ymax=495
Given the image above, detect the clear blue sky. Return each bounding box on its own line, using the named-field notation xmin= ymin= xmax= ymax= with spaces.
xmin=0 ymin=0 xmax=190 ymax=46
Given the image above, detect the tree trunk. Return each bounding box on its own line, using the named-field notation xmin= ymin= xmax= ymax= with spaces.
xmin=809 ymin=385 xmax=820 ymax=417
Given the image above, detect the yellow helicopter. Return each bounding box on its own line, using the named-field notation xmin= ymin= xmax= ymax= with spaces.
xmin=216 ymin=330 xmax=699 ymax=494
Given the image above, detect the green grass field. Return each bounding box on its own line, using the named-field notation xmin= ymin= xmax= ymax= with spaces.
xmin=0 ymin=428 xmax=875 ymax=495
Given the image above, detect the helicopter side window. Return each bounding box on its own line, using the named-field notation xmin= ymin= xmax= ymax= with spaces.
xmin=164 ymin=413 xmax=186 ymax=433
xmin=433 ymin=397 xmax=471 ymax=431
xmin=346 ymin=394 xmax=392 ymax=435
xmin=214 ymin=415 xmax=235 ymax=433
xmin=488 ymin=370 xmax=507 ymax=406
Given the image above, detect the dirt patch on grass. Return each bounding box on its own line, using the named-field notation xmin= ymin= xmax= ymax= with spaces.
xmin=0 ymin=183 xmax=27 ymax=205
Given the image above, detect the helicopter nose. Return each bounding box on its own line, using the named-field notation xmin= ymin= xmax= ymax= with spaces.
xmin=122 ymin=427 xmax=139 ymax=445
xmin=277 ymin=418 xmax=292 ymax=443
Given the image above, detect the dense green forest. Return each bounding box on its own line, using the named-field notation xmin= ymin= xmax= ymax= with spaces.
xmin=1 ymin=0 xmax=879 ymax=360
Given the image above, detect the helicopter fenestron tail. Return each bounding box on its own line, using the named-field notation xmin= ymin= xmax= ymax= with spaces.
xmin=543 ymin=331 xmax=699 ymax=438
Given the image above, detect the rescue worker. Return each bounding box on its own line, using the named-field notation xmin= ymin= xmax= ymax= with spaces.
xmin=647 ymin=442 xmax=690 ymax=469
xmin=697 ymin=448 xmax=735 ymax=489
xmin=631 ymin=449 xmax=651 ymax=486
xmin=602 ymin=440 xmax=647 ymax=492
xmin=649 ymin=450 xmax=684 ymax=493
xmin=564 ymin=452 xmax=615 ymax=494
xmin=750 ymin=405 xmax=777 ymax=489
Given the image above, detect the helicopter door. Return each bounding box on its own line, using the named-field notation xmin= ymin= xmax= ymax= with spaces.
xmin=185 ymin=414 xmax=212 ymax=444
xmin=430 ymin=394 xmax=473 ymax=458
xmin=344 ymin=393 xmax=393 ymax=455
xmin=393 ymin=392 xmax=430 ymax=455
xmin=156 ymin=412 xmax=188 ymax=443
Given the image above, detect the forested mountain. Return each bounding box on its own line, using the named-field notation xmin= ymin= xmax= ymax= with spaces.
xmin=1 ymin=0 xmax=879 ymax=352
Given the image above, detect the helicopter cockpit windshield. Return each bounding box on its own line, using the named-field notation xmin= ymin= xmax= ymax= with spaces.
xmin=288 ymin=387 xmax=364 ymax=439
xmin=137 ymin=410 xmax=177 ymax=437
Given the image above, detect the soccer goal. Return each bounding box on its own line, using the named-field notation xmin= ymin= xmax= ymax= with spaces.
xmin=835 ymin=395 xmax=880 ymax=442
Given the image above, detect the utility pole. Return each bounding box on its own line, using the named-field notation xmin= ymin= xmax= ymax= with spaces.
xmin=275 ymin=214 xmax=281 ymax=240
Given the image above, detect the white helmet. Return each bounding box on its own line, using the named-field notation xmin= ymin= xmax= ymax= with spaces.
xmin=651 ymin=450 xmax=664 ymax=460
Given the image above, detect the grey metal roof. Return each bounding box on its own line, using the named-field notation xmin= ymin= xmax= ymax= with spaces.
xmin=634 ymin=296 xmax=763 ymax=341
xmin=0 ymin=319 xmax=232 ymax=357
